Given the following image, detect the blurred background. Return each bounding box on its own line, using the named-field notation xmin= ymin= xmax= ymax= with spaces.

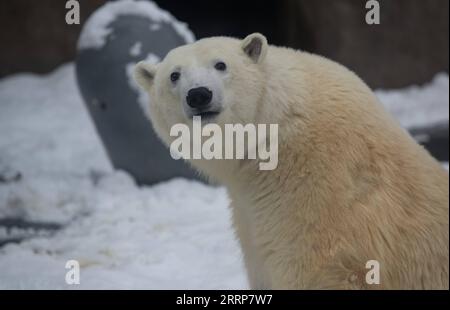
xmin=0 ymin=0 xmax=448 ymax=289
xmin=1 ymin=0 xmax=448 ymax=88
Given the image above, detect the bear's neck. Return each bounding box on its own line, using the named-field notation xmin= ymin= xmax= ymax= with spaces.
xmin=191 ymin=133 xmax=319 ymax=218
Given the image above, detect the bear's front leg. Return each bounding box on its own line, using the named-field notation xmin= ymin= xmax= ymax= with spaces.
xmin=230 ymin=201 xmax=272 ymax=289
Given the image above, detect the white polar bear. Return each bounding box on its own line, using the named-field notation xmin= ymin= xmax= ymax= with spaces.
xmin=134 ymin=33 xmax=449 ymax=289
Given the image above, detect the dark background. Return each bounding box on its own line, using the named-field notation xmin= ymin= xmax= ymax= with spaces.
xmin=0 ymin=0 xmax=448 ymax=89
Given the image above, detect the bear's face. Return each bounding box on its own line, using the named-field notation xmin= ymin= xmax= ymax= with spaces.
xmin=134 ymin=33 xmax=268 ymax=145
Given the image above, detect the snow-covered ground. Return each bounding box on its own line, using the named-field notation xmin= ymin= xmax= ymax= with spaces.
xmin=0 ymin=64 xmax=246 ymax=289
xmin=376 ymin=73 xmax=449 ymax=129
xmin=0 ymin=63 xmax=448 ymax=289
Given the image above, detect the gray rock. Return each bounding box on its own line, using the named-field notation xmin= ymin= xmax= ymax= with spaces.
xmin=76 ymin=9 xmax=201 ymax=185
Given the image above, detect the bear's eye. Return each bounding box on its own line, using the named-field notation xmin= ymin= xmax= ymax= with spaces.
xmin=170 ymin=72 xmax=180 ymax=82
xmin=214 ymin=61 xmax=227 ymax=71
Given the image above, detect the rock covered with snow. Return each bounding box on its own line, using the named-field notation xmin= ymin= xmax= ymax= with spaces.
xmin=75 ymin=0 xmax=199 ymax=185
xmin=78 ymin=0 xmax=194 ymax=51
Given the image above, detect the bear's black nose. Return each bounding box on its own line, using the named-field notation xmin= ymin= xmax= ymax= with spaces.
xmin=186 ymin=87 xmax=213 ymax=109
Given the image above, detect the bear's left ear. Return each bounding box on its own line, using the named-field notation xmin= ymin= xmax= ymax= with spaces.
xmin=241 ymin=33 xmax=268 ymax=63
xmin=134 ymin=61 xmax=157 ymax=91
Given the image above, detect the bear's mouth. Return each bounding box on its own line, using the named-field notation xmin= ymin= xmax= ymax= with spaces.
xmin=192 ymin=110 xmax=221 ymax=120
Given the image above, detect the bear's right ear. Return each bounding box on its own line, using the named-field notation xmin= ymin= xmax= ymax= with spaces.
xmin=241 ymin=33 xmax=268 ymax=63
xmin=134 ymin=61 xmax=157 ymax=91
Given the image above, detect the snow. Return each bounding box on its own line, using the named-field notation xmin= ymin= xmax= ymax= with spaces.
xmin=0 ymin=63 xmax=246 ymax=289
xmin=78 ymin=0 xmax=195 ymax=50
xmin=129 ymin=42 xmax=142 ymax=57
xmin=0 ymin=62 xmax=447 ymax=289
xmin=150 ymin=23 xmax=162 ymax=31
xmin=125 ymin=53 xmax=161 ymax=119
xmin=142 ymin=53 xmax=161 ymax=65
xmin=376 ymin=73 xmax=449 ymax=129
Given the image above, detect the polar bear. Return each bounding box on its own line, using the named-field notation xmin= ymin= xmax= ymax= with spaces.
xmin=134 ymin=33 xmax=449 ymax=289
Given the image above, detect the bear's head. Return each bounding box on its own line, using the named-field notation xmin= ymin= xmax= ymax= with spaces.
xmin=133 ymin=33 xmax=269 ymax=145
